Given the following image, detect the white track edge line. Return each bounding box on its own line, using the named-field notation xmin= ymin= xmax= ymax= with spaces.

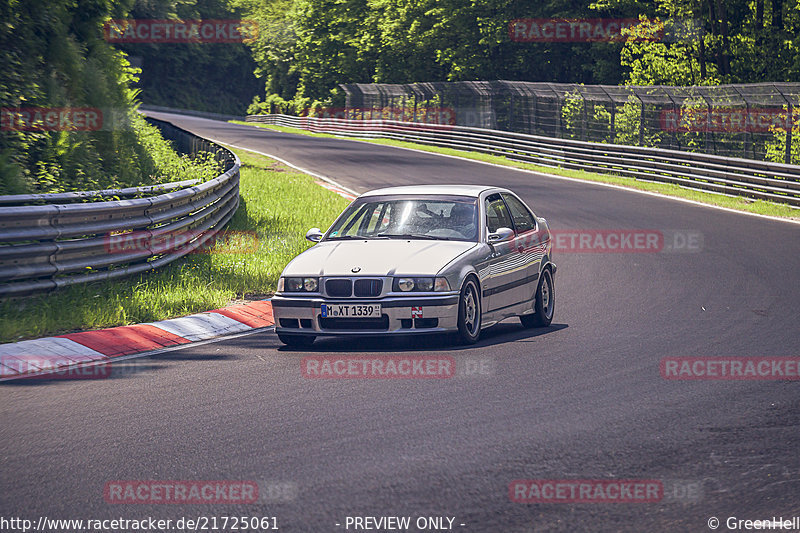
xmin=208 ymin=138 xmax=360 ymax=198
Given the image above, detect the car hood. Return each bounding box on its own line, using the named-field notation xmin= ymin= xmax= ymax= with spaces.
xmin=283 ymin=239 xmax=478 ymax=277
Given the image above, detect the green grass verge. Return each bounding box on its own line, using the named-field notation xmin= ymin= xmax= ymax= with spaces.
xmin=0 ymin=147 xmax=350 ymax=343
xmin=231 ymin=120 xmax=800 ymax=220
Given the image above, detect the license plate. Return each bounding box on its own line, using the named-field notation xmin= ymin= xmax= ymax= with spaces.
xmin=320 ymin=303 xmax=382 ymax=318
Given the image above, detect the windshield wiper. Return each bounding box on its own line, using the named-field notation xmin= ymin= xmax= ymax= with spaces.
xmin=376 ymin=233 xmax=444 ymax=240
xmin=326 ymin=235 xmax=389 ymax=240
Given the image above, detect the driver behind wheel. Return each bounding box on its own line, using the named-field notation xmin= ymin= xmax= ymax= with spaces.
xmin=448 ymin=203 xmax=477 ymax=239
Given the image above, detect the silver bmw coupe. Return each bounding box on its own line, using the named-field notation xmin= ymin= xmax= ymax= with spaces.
xmin=272 ymin=185 xmax=556 ymax=346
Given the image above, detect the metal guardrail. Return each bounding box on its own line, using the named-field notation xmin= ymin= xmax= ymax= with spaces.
xmin=139 ymin=104 xmax=246 ymax=123
xmin=0 ymin=117 xmax=240 ymax=298
xmin=246 ymin=114 xmax=800 ymax=208
xmin=340 ymin=81 xmax=800 ymax=164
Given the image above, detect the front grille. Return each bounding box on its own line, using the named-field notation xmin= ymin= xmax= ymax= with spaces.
xmin=354 ymin=278 xmax=383 ymax=297
xmin=326 ymin=279 xmax=352 ymax=297
xmin=318 ymin=315 xmax=389 ymax=330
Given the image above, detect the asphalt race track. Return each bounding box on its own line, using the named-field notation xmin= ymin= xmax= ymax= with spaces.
xmin=2 ymin=113 xmax=799 ymax=532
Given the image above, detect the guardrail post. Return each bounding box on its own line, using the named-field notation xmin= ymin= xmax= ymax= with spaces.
xmin=787 ymin=103 xmax=794 ymax=165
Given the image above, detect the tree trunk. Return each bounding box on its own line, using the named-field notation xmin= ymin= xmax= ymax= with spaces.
xmin=772 ymin=0 xmax=783 ymax=29
xmin=699 ymin=38 xmax=707 ymax=79
xmin=715 ymin=0 xmax=731 ymax=75
xmin=756 ymin=0 xmax=764 ymax=28
xmin=707 ymin=0 xmax=723 ymax=73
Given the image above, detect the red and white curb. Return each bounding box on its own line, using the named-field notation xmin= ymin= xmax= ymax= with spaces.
xmin=0 ymin=300 xmax=274 ymax=381
xmin=314 ymin=180 xmax=356 ymax=200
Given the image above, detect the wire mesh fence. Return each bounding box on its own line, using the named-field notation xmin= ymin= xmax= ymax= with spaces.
xmin=339 ymin=81 xmax=800 ymax=164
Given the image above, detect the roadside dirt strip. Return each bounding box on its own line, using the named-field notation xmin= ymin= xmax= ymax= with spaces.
xmin=0 ymin=300 xmax=274 ymax=381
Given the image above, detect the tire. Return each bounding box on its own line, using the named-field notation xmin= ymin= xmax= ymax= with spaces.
xmin=277 ymin=333 xmax=315 ymax=347
xmin=456 ymin=277 xmax=482 ymax=344
xmin=520 ymin=268 xmax=554 ymax=328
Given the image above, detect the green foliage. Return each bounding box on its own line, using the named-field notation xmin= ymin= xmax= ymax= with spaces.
xmin=236 ymin=0 xmax=632 ymax=109
xmin=0 ymin=0 xmax=222 ymax=195
xmin=561 ymin=89 xmax=585 ymax=140
xmin=620 ymin=16 xmax=721 ymax=86
xmin=116 ymin=0 xmax=262 ymax=115
xmin=614 ymin=94 xmax=643 ymax=145
xmin=592 ymin=104 xmax=614 ymax=143
xmin=765 ymin=110 xmax=800 ymax=164
xmin=232 ymin=0 xmax=800 ymax=113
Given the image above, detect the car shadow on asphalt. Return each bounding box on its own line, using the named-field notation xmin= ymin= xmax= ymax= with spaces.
xmin=0 ymin=360 xmax=171 ymax=385
xmin=272 ymin=322 xmax=569 ymax=353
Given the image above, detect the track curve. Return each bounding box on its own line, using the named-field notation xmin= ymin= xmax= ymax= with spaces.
xmin=1 ymin=112 xmax=799 ymax=532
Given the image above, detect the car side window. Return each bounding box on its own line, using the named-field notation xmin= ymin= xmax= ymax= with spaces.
xmin=485 ymin=194 xmax=513 ymax=233
xmin=502 ymin=193 xmax=536 ymax=233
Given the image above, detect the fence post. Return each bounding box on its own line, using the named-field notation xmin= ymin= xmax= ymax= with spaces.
xmin=598 ymin=86 xmax=614 ymax=143
xmin=581 ymin=93 xmax=588 ymax=142
xmin=664 ymin=91 xmax=679 ymax=151
xmin=631 ymin=88 xmax=645 ymax=146
xmin=732 ymin=86 xmax=751 ymax=159
xmin=774 ymin=85 xmax=793 ymax=164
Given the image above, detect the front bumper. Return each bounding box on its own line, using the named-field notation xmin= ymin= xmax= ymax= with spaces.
xmin=271 ymin=293 xmax=460 ymax=336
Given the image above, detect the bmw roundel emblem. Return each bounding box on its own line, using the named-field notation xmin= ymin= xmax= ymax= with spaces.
xmin=351 ymin=266 xmax=361 ymax=273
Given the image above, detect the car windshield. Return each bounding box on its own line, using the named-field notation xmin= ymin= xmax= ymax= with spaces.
xmin=326 ymin=196 xmax=479 ymax=242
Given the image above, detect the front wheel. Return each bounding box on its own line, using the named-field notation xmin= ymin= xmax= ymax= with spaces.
xmin=520 ymin=268 xmax=554 ymax=328
xmin=277 ymin=333 xmax=315 ymax=347
xmin=456 ymin=277 xmax=482 ymax=344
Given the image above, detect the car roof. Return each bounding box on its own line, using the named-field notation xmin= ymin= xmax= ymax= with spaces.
xmin=359 ymin=185 xmax=506 ymax=198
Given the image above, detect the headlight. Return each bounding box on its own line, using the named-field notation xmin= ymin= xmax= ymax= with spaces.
xmin=393 ymin=277 xmax=450 ymax=292
xmin=396 ymin=277 xmax=415 ymax=291
xmin=280 ymin=277 xmax=319 ymax=292
xmin=416 ymin=278 xmax=434 ymax=291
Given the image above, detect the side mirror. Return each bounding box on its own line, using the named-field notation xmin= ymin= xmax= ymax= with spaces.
xmin=487 ymin=227 xmax=514 ymax=244
xmin=305 ymin=228 xmax=324 ymax=243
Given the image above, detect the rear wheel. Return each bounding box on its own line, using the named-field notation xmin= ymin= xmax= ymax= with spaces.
xmin=456 ymin=277 xmax=481 ymax=344
xmin=277 ymin=333 xmax=315 ymax=347
xmin=520 ymin=268 xmax=554 ymax=328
